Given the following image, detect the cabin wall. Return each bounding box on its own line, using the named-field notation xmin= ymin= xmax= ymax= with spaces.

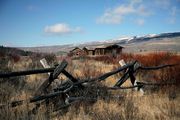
xmin=88 ymin=50 xmax=94 ymax=55
xmin=95 ymin=48 xmax=105 ymax=55
xmin=94 ymin=47 xmax=123 ymax=56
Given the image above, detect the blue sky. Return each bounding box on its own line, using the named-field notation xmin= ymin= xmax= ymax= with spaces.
xmin=0 ymin=0 xmax=180 ymax=47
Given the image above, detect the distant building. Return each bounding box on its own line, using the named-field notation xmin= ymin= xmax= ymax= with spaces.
xmin=68 ymin=47 xmax=85 ymax=57
xmin=69 ymin=44 xmax=124 ymax=57
xmin=94 ymin=44 xmax=123 ymax=56
xmin=83 ymin=47 xmax=95 ymax=55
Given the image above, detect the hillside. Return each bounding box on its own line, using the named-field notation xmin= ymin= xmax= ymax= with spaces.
xmin=19 ymin=32 xmax=180 ymax=54
xmin=123 ymin=36 xmax=180 ymax=53
xmin=0 ymin=46 xmax=33 ymax=57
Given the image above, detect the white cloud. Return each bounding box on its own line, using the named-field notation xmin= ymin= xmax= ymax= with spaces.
xmin=44 ymin=23 xmax=83 ymax=35
xmin=96 ymin=0 xmax=151 ymax=24
xmin=113 ymin=5 xmax=134 ymax=15
xmin=168 ymin=6 xmax=178 ymax=24
xmin=153 ymin=0 xmax=179 ymax=24
xmin=136 ymin=18 xmax=145 ymax=25
xmin=96 ymin=9 xmax=123 ymax=24
xmin=137 ymin=5 xmax=151 ymax=16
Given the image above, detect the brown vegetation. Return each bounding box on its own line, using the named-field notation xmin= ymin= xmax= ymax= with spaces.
xmin=89 ymin=52 xmax=180 ymax=84
xmin=0 ymin=51 xmax=180 ymax=120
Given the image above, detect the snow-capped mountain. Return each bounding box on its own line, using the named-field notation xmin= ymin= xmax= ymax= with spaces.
xmin=19 ymin=32 xmax=180 ymax=53
xmin=114 ymin=32 xmax=180 ymax=44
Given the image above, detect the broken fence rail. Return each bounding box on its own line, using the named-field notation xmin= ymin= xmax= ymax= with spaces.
xmin=0 ymin=61 xmax=136 ymax=78
xmin=0 ymin=81 xmax=176 ymax=109
xmin=0 ymin=62 xmax=177 ymax=80
xmin=0 ymin=60 xmax=178 ymax=110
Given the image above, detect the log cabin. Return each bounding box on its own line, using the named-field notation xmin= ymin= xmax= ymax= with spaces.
xmin=69 ymin=44 xmax=123 ymax=57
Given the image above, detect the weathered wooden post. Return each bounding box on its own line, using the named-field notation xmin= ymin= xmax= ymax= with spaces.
xmin=34 ymin=60 xmax=68 ymax=96
xmin=40 ymin=58 xmax=53 ymax=119
xmin=119 ymin=59 xmax=144 ymax=95
xmin=40 ymin=58 xmax=51 ymax=75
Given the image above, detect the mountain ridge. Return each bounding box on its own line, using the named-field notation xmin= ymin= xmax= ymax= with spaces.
xmin=19 ymin=32 xmax=180 ymax=54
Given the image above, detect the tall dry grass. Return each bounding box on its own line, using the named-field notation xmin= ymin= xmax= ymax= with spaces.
xmin=58 ymin=91 xmax=180 ymax=120
xmin=0 ymin=52 xmax=180 ymax=120
xmin=0 ymin=53 xmax=57 ymax=120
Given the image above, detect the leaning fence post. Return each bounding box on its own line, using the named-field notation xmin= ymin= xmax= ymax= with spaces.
xmin=40 ymin=58 xmax=51 ymax=75
xmin=34 ymin=60 xmax=68 ymax=96
xmin=119 ymin=59 xmax=144 ymax=95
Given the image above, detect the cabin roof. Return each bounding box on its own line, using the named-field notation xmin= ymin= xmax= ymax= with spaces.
xmin=70 ymin=47 xmax=81 ymax=52
xmin=84 ymin=44 xmax=124 ymax=50
xmin=83 ymin=47 xmax=95 ymax=51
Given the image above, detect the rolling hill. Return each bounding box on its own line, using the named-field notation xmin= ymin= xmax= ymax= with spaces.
xmin=19 ymin=32 xmax=180 ymax=54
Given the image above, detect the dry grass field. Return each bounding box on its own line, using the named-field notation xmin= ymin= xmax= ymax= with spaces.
xmin=0 ymin=52 xmax=180 ymax=120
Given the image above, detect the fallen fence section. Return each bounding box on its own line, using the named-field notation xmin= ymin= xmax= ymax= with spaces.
xmin=0 ymin=59 xmax=178 ymax=113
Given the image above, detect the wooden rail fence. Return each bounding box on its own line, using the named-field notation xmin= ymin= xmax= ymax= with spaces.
xmin=0 ymin=59 xmax=178 ymax=113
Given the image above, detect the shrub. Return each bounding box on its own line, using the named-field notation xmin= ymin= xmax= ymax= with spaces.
xmin=88 ymin=52 xmax=180 ymax=85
